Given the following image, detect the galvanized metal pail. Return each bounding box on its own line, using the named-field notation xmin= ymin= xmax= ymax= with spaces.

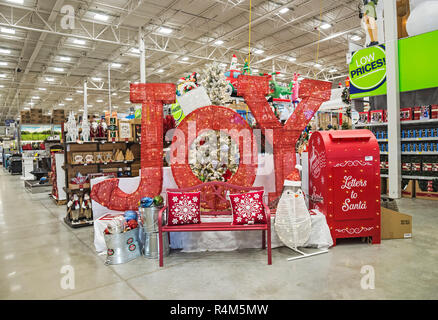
xmin=138 ymin=206 xmax=165 ymax=233
xmin=143 ymin=232 xmax=170 ymax=259
xmin=104 ymin=227 xmax=141 ymax=265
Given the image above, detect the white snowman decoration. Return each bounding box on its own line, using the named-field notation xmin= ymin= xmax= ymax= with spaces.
xmin=406 ymin=0 xmax=438 ymax=37
xmin=274 ymin=165 xmax=312 ymax=251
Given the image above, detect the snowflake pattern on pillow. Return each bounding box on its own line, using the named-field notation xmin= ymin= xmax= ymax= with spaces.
xmin=229 ymin=190 xmax=266 ymax=225
xmin=167 ymin=191 xmax=201 ymax=226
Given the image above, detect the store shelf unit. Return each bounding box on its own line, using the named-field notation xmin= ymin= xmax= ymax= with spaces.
xmin=63 ymin=139 xmax=141 ymax=228
xmin=365 ymin=117 xmax=438 ymax=199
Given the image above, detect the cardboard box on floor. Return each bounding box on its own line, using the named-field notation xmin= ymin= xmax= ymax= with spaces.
xmin=381 ymin=207 xmax=412 ymax=240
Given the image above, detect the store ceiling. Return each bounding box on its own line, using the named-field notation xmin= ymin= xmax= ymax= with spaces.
xmin=0 ymin=0 xmax=364 ymax=121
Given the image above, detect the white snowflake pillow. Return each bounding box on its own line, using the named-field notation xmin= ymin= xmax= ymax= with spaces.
xmin=167 ymin=192 xmax=201 ymax=226
xmin=229 ymin=190 xmax=266 ymax=225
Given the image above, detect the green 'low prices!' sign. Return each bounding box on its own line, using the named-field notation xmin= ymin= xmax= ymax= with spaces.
xmin=349 ymin=30 xmax=438 ymax=99
xmin=349 ymin=44 xmax=387 ymax=98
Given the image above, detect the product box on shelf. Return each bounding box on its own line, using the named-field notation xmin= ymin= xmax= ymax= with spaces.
xmin=102 ymin=151 xmax=113 ymax=163
xmin=381 ymin=207 xmax=412 ymax=239
xmin=118 ymin=120 xmax=134 ymax=142
xmin=402 ymin=179 xmax=415 ymax=198
xmin=83 ymin=153 xmax=94 ymax=164
xmin=400 ymin=107 xmax=412 ymax=121
xmin=413 ymin=105 xmax=431 ymax=120
xmin=71 ymin=153 xmax=85 ymax=165
xmin=415 ymin=180 xmax=438 ymax=200
xmin=370 ymin=110 xmax=386 ymax=123
xmin=411 ymin=161 xmax=421 ymax=172
xmin=431 ymin=105 xmax=438 ymax=119
xmin=94 ymin=152 xmax=104 ymax=163
xmin=358 ymin=111 xmax=370 ymax=124
xmin=107 ymin=117 xmax=119 ymax=142
xmin=69 ymin=182 xmax=90 ymax=190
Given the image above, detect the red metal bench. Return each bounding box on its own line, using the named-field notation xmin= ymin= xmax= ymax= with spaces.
xmin=158 ymin=181 xmax=272 ymax=267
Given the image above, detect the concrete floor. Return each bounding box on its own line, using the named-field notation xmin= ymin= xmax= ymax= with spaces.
xmin=0 ymin=169 xmax=437 ymax=300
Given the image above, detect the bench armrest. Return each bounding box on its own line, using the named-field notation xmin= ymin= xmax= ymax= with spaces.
xmin=158 ymin=205 xmax=168 ymax=229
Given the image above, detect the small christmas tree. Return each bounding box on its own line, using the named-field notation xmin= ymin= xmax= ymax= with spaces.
xmin=201 ymin=62 xmax=230 ymax=106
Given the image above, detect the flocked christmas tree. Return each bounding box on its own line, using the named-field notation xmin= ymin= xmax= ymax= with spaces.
xmin=201 ymin=62 xmax=230 ymax=106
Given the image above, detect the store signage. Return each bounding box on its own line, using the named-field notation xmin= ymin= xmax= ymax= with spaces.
xmin=349 ymin=30 xmax=438 ymax=99
xmin=349 ymin=45 xmax=386 ymax=98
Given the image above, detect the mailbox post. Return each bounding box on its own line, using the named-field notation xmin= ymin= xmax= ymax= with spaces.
xmin=308 ymin=129 xmax=381 ymax=245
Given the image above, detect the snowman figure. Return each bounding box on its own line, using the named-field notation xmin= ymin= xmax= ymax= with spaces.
xmin=405 ymin=0 xmax=438 ymax=37
xmin=274 ymin=165 xmax=312 ymax=252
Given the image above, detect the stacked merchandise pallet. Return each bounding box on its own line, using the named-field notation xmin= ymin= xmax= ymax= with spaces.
xmin=355 ymin=105 xmax=438 ymax=200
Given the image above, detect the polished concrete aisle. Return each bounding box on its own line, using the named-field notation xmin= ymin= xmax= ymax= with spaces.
xmin=0 ymin=170 xmax=437 ymax=300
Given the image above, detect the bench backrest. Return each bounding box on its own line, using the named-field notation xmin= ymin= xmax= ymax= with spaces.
xmin=166 ymin=181 xmax=264 ymax=215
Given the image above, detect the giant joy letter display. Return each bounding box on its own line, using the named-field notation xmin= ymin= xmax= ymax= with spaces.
xmin=91 ymin=76 xmax=331 ymax=210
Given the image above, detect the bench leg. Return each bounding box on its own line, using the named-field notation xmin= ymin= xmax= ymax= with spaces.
xmin=159 ymin=229 xmax=164 ymax=267
xmin=262 ymin=230 xmax=266 ymax=249
xmin=267 ymin=227 xmax=272 ymax=265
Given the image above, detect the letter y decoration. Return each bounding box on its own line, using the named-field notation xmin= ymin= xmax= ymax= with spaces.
xmin=236 ymin=75 xmax=331 ymax=205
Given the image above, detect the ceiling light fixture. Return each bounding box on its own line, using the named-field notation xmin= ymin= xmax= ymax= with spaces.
xmin=314 ymin=63 xmax=322 ymax=68
xmin=32 ymin=96 xmax=40 ymax=99
xmin=92 ymin=77 xmax=102 ymax=81
xmin=23 ymin=107 xmax=30 ymax=110
xmin=65 ymin=97 xmax=73 ymax=101
xmin=351 ymin=35 xmax=362 ymax=41
xmin=54 ymin=67 xmax=64 ymax=72
xmin=0 ymin=49 xmax=11 ymax=54
xmin=7 ymin=0 xmax=24 ymax=4
xmin=38 ymin=88 xmax=46 ymax=91
xmin=1 ymin=27 xmax=15 ymax=35
xmin=96 ymin=99 xmax=103 ymax=102
xmin=129 ymin=48 xmax=140 ymax=54
xmin=214 ymin=40 xmax=224 ymax=45
xmin=158 ymin=27 xmax=173 ymax=34
xmin=320 ymin=23 xmax=332 ymax=30
xmin=59 ymin=56 xmax=71 ymax=62
xmin=94 ymin=13 xmax=109 ymax=21
xmin=111 ymin=63 xmax=122 ymax=68
xmin=0 ymin=62 xmax=8 ymax=66
xmin=76 ymin=90 xmax=83 ymax=93
xmin=58 ymin=103 xmax=65 ymax=106
xmin=254 ymin=49 xmax=264 ymax=54
xmin=329 ymin=68 xmax=338 ymax=73
xmin=288 ymin=57 xmax=296 ymax=62
xmin=279 ymin=8 xmax=290 ymax=14
xmin=0 ymin=74 xmax=6 ymax=78
xmin=73 ymin=38 xmax=86 ymax=45
xmin=45 ymin=77 xmax=54 ymax=82
xmin=157 ymin=69 xmax=164 ymax=73
xmin=181 ymin=57 xmax=189 ymax=61
xmin=298 ymin=77 xmax=304 ymax=81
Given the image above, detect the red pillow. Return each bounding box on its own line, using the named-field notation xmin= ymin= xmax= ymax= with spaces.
xmin=167 ymin=191 xmax=201 ymax=225
xmin=229 ymin=190 xmax=267 ymax=225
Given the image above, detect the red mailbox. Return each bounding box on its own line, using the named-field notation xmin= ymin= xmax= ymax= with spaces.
xmin=308 ymin=129 xmax=381 ymax=245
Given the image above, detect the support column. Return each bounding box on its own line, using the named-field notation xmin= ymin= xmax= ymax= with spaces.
xmin=139 ymin=27 xmax=146 ymax=83
xmin=384 ymin=0 xmax=401 ymax=198
xmin=108 ymin=64 xmax=112 ymax=114
xmin=83 ymin=80 xmax=88 ymax=122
